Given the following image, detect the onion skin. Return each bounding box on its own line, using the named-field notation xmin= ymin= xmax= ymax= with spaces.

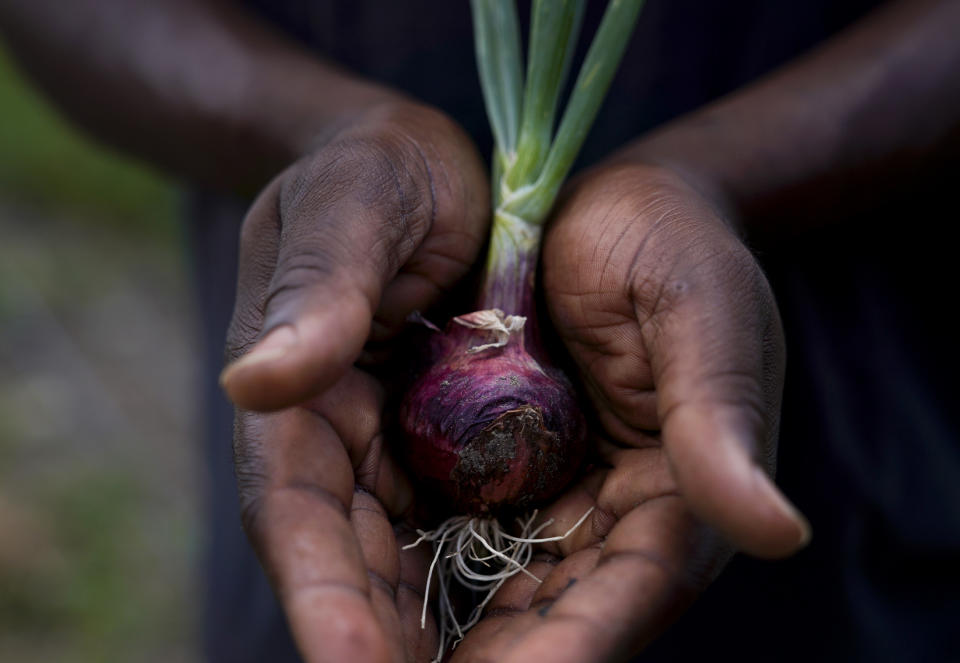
xmin=400 ymin=319 xmax=586 ymax=516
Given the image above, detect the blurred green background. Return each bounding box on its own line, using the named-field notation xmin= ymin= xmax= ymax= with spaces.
xmin=0 ymin=44 xmax=201 ymax=663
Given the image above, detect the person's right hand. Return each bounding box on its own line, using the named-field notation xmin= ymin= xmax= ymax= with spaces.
xmin=450 ymin=162 xmax=809 ymax=662
xmin=219 ymin=99 xmax=490 ymax=662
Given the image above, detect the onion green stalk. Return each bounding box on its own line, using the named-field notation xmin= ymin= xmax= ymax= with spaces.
xmin=475 ymin=0 xmax=645 ymax=316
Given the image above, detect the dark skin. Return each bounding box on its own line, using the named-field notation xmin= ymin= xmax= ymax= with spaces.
xmin=225 ymin=99 xmax=491 ymax=660
xmin=3 ymin=0 xmax=958 ymax=661
xmin=222 ymin=115 xmax=791 ymax=662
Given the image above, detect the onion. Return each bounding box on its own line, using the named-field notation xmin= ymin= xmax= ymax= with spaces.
xmin=402 ymin=307 xmax=587 ymax=516
xmin=399 ymin=1 xmax=646 ymax=658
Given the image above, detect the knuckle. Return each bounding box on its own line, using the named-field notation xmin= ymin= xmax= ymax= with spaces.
xmin=281 ymin=131 xmax=435 ymax=275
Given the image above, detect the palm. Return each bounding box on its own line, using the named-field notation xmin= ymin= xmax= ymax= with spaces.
xmin=449 ymin=437 xmax=710 ymax=663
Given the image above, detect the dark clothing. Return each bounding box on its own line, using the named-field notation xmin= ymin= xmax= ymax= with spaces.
xmin=192 ymin=1 xmax=959 ymax=661
xmin=646 ymin=178 xmax=960 ymax=662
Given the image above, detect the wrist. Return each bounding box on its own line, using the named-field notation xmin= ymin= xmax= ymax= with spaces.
xmin=225 ymin=56 xmax=406 ymax=193
xmin=251 ymin=67 xmax=404 ymax=164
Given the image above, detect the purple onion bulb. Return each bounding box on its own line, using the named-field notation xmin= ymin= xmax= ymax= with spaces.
xmin=400 ymin=220 xmax=586 ymax=515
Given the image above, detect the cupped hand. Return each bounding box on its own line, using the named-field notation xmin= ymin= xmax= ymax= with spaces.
xmin=451 ymin=163 xmax=809 ymax=663
xmin=220 ymin=100 xmax=490 ymax=662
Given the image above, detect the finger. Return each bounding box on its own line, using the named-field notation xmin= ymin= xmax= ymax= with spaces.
xmin=395 ymin=524 xmax=441 ymax=661
xmin=220 ymin=172 xmax=370 ymax=410
xmin=486 ymin=553 xmax=561 ymax=616
xmin=531 ymin=470 xmax=606 ymax=558
xmin=237 ymin=408 xmax=393 ymax=663
xmin=351 ymin=491 xmax=407 ymax=659
xmin=306 ymin=367 xmax=414 ymax=517
xmin=222 ymin=174 xmax=284 ymax=366
xmin=222 ymin=111 xmax=488 ymax=412
xmin=221 ymin=138 xmax=431 ymax=411
xmin=373 ymin=220 xmax=486 ymax=338
xmin=542 ymin=169 xmax=662 ymax=440
xmin=594 ymin=446 xmax=678 ymax=523
xmin=645 ymin=243 xmax=810 ymax=558
xmin=528 ymin=547 xmax=601 ymax=612
xmin=373 ymin=106 xmax=491 ymax=335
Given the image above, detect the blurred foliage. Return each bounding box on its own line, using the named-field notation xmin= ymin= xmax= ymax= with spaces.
xmin=0 ymin=471 xmax=196 ymax=663
xmin=0 ymin=41 xmax=198 ymax=663
xmin=0 ymin=44 xmax=178 ymax=240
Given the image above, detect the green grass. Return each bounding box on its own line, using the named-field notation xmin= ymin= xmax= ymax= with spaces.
xmin=0 ymin=44 xmax=178 ymax=240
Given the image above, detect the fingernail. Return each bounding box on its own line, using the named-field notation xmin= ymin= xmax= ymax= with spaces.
xmin=753 ymin=467 xmax=812 ymax=549
xmin=220 ymin=325 xmax=297 ymax=386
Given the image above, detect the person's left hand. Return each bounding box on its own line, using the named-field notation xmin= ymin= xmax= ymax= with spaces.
xmin=221 ymin=99 xmax=491 ymax=662
xmin=450 ymin=162 xmax=809 ymax=662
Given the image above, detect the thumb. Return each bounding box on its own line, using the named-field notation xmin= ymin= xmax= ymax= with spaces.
xmin=649 ymin=254 xmax=810 ymax=559
xmin=221 ymin=133 xmax=467 ymax=411
xmin=662 ymin=400 xmax=810 ymax=558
